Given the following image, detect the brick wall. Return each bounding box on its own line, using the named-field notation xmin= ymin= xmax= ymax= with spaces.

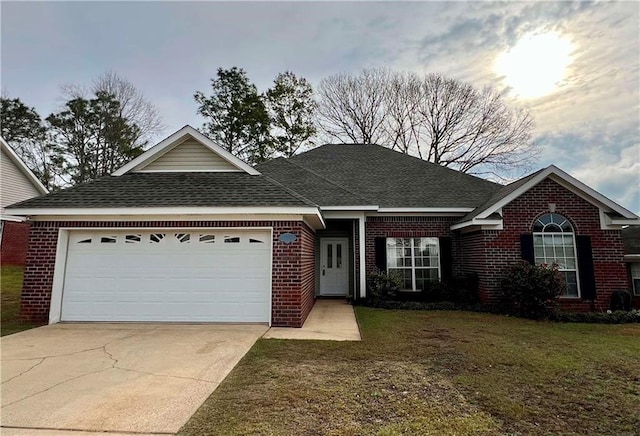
xmin=1 ymin=220 xmax=30 ymax=266
xmin=21 ymin=220 xmax=316 ymax=327
xmin=364 ymin=215 xmax=460 ymax=276
xmin=462 ymin=178 xmax=628 ymax=311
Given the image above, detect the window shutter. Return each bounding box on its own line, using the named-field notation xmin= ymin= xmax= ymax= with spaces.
xmin=439 ymin=236 xmax=453 ymax=283
xmin=576 ymin=235 xmax=596 ymax=300
xmin=374 ymin=237 xmax=387 ymax=271
xmin=520 ymin=233 xmax=535 ymax=264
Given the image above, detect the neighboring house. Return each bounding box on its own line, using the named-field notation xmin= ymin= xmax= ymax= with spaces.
xmin=0 ymin=137 xmax=48 ymax=266
xmin=6 ymin=126 xmax=639 ymax=327
xmin=622 ymin=225 xmax=640 ymax=307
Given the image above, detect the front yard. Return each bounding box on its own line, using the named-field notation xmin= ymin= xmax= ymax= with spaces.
xmin=1 ymin=266 xmax=38 ymax=336
xmin=181 ymin=308 xmax=640 ymax=435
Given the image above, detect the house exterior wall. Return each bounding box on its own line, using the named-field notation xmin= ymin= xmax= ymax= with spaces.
xmin=364 ymin=215 xmax=460 ymax=277
xmin=139 ymin=139 xmax=240 ymax=172
xmin=1 ymin=220 xmax=30 ymax=266
xmin=21 ymin=220 xmax=315 ymax=327
xmin=1 ymin=147 xmax=43 ymax=214
xmin=461 ymin=178 xmax=628 ymax=311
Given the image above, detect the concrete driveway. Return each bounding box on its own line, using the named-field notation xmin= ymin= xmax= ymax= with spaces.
xmin=1 ymin=323 xmax=268 ymax=435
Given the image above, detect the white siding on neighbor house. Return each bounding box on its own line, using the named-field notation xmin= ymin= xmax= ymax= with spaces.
xmin=138 ymin=139 xmax=241 ymax=172
xmin=1 ymin=147 xmax=42 ymax=214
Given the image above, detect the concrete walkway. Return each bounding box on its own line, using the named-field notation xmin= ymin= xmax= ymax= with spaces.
xmin=264 ymin=299 xmax=361 ymax=341
xmin=1 ymin=323 xmax=267 ymax=435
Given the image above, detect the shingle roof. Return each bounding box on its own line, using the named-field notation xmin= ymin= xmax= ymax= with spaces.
xmin=8 ymin=143 xmax=509 ymax=212
xmin=257 ymin=144 xmax=502 ymax=208
xmin=8 ymin=172 xmax=313 ymax=209
xmin=458 ymin=168 xmax=545 ymax=222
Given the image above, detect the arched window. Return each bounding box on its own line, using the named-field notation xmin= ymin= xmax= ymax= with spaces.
xmin=533 ymin=213 xmax=579 ymax=297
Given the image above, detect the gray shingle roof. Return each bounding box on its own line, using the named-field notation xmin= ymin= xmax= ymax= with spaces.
xmin=257 ymin=144 xmax=502 ymax=209
xmin=8 ymin=144 xmax=515 ymax=212
xmin=458 ymin=168 xmax=544 ymax=222
xmin=8 ymin=173 xmax=313 ymax=209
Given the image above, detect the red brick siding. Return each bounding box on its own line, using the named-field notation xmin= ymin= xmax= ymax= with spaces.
xmin=469 ymin=178 xmax=628 ymax=311
xmin=365 ymin=216 xmax=461 ymax=278
xmin=21 ymin=220 xmax=316 ymax=327
xmin=1 ymin=220 xmax=30 ymax=266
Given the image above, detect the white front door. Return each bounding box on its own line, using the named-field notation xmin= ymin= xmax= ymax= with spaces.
xmin=319 ymin=238 xmax=348 ymax=296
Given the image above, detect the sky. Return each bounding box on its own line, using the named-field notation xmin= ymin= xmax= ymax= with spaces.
xmin=2 ymin=1 xmax=639 ymax=213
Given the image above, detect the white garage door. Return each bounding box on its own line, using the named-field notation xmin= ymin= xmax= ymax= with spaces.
xmin=61 ymin=229 xmax=271 ymax=323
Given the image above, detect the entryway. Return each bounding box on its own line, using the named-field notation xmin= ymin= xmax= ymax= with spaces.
xmin=319 ymin=237 xmax=349 ymax=296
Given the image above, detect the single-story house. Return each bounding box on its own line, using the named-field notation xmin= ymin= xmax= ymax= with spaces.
xmin=1 ymin=137 xmax=48 ymax=266
xmin=622 ymin=225 xmax=640 ymax=307
xmin=7 ymin=126 xmax=639 ymax=327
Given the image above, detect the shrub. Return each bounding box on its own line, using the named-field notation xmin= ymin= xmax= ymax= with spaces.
xmin=367 ymin=269 xmax=404 ymax=299
xmin=549 ymin=309 xmax=640 ymax=324
xmin=500 ymin=262 xmax=566 ymax=319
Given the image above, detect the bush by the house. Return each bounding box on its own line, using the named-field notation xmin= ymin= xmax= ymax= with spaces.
xmin=367 ymin=269 xmax=404 ymax=299
xmin=500 ymin=261 xmax=565 ymax=319
xmin=549 ymin=309 xmax=640 ymax=324
xmin=364 ymin=271 xmax=479 ymax=306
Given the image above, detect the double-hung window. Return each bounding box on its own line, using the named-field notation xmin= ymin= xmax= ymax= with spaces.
xmin=631 ymin=263 xmax=640 ymax=296
xmin=386 ymin=237 xmax=440 ymax=291
xmin=533 ymin=213 xmax=579 ymax=297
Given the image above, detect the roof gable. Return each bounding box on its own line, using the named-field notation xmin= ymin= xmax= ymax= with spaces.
xmin=454 ymin=165 xmax=639 ymax=229
xmin=112 ymin=125 xmax=260 ymax=176
xmin=0 ymin=137 xmax=48 ymax=197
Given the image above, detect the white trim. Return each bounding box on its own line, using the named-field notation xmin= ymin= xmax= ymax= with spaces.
xmin=319 ymin=206 xmax=474 ymax=213
xmin=112 ymin=125 xmax=260 ymax=176
xmin=378 ymin=207 xmax=474 ymax=213
xmin=1 ymin=137 xmax=48 ymax=194
xmin=135 ymin=169 xmax=243 ymax=173
xmin=450 ymin=218 xmax=504 ymax=231
xmin=475 ymin=165 xmax=638 ymax=221
xmin=49 ymin=229 xmax=69 ymax=324
xmin=320 ymin=205 xmax=378 ymax=211
xmin=0 ymin=214 xmax=27 ymax=222
xmin=624 ymin=254 xmax=640 ymax=262
xmin=49 ymin=226 xmax=274 ymax=325
xmin=358 ymin=213 xmax=366 ymax=298
xmin=8 ymin=206 xmax=320 ymax=216
xmin=268 ymin=227 xmax=273 ymax=326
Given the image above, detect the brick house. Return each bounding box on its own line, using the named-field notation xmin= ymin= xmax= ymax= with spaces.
xmin=7 ymin=126 xmax=639 ymax=327
xmin=1 ymin=138 xmax=48 ymax=266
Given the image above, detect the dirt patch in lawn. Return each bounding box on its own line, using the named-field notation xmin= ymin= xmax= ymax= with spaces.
xmin=180 ymin=309 xmax=640 ymax=436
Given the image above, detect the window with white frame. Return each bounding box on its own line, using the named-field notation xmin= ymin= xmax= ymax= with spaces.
xmin=386 ymin=238 xmax=440 ymax=291
xmin=533 ymin=213 xmax=579 ymax=297
xmin=631 ymin=263 xmax=640 ymax=296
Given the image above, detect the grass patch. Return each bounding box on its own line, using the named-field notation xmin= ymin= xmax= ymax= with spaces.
xmin=180 ymin=308 xmax=640 ymax=436
xmin=1 ymin=266 xmax=39 ymax=336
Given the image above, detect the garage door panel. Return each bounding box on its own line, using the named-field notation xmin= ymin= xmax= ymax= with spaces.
xmin=61 ymin=230 xmax=271 ymax=322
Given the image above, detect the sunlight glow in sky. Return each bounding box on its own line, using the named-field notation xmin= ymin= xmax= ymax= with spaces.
xmin=495 ymin=32 xmax=574 ymax=99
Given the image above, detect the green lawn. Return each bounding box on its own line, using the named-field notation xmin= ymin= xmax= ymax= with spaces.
xmin=180 ymin=308 xmax=640 ymax=436
xmin=1 ymin=266 xmax=40 ymax=336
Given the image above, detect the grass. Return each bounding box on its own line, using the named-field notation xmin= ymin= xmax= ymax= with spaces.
xmin=1 ymin=266 xmax=39 ymax=336
xmin=180 ymin=308 xmax=640 ymax=436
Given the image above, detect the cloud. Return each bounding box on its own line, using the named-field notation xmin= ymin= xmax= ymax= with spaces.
xmin=537 ymin=129 xmax=640 ymax=214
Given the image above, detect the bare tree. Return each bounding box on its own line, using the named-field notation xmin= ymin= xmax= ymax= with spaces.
xmin=61 ymin=71 xmax=164 ymax=148
xmin=316 ymin=69 xmax=389 ymax=144
xmin=316 ymin=68 xmax=536 ymax=175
